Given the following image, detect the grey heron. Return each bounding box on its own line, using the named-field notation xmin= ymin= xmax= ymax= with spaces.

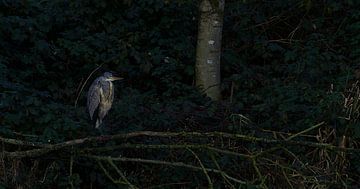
xmin=87 ymin=72 xmax=123 ymax=128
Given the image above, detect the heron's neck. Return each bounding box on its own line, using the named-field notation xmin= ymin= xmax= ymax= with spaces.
xmin=109 ymin=81 xmax=113 ymax=92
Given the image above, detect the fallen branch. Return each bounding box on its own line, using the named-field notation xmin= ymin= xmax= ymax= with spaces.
xmin=83 ymin=144 xmax=252 ymax=159
xmin=2 ymin=131 xmax=359 ymax=158
xmin=0 ymin=136 xmax=49 ymax=148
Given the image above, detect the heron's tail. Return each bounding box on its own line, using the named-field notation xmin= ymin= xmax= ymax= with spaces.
xmin=95 ymin=118 xmax=102 ymax=128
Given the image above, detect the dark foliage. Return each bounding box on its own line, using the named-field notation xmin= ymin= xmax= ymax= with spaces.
xmin=0 ymin=0 xmax=359 ymax=188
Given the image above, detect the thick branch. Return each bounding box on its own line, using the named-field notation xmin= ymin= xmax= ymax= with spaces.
xmin=0 ymin=136 xmax=49 ymax=148
xmin=2 ymin=131 xmax=359 ymax=158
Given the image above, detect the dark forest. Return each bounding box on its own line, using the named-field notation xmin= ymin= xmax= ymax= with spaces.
xmin=1 ymin=0 xmax=360 ymax=188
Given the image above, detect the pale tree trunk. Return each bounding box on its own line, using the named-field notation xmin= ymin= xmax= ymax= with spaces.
xmin=195 ymin=0 xmax=224 ymax=100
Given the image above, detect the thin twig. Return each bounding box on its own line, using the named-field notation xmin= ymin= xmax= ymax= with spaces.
xmin=86 ymin=155 xmax=248 ymax=185
xmin=69 ymin=155 xmax=74 ymax=189
xmin=282 ymin=167 xmax=294 ymax=189
xmin=188 ymin=148 xmax=213 ymax=189
xmin=83 ymin=144 xmax=252 ymax=159
xmin=107 ymin=159 xmax=137 ymax=189
xmin=1 ymin=142 xmax=7 ymax=183
xmin=145 ymin=182 xmax=191 ymax=189
xmin=209 ymin=152 xmax=235 ymax=188
xmin=97 ymin=160 xmax=127 ymax=185
xmin=259 ymin=129 xmax=316 ymax=139
xmin=230 ymin=81 xmax=234 ymax=103
xmin=261 ymin=158 xmax=302 ymax=177
xmin=12 ymin=132 xmax=39 ymax=138
xmin=74 ymin=63 xmax=104 ymax=107
xmin=254 ymin=147 xmax=281 ymax=158
xmin=207 ymin=147 xmax=251 ymax=159
xmin=83 ymin=144 xmax=208 ymax=153
xmin=286 ymin=122 xmax=325 ymax=141
xmin=251 ymin=158 xmax=265 ymax=187
xmin=280 ymin=147 xmax=315 ymax=174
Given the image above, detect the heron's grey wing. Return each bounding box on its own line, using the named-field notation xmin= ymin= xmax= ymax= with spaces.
xmin=87 ymin=79 xmax=101 ymax=120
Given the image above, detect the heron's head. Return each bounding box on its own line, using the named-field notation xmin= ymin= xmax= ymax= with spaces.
xmin=103 ymin=72 xmax=123 ymax=81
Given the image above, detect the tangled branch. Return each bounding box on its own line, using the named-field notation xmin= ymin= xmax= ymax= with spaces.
xmin=2 ymin=130 xmax=358 ymax=158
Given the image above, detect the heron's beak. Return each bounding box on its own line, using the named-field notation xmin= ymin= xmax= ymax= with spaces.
xmin=110 ymin=76 xmax=123 ymax=81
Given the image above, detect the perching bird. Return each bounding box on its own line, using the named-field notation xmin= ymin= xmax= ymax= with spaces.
xmin=87 ymin=72 xmax=123 ymax=128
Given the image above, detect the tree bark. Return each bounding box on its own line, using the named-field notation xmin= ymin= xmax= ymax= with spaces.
xmin=195 ymin=0 xmax=224 ymax=100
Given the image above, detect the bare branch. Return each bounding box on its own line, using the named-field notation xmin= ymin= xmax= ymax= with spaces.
xmin=188 ymin=148 xmax=213 ymax=189
xmin=86 ymin=155 xmax=248 ymax=185
xmin=2 ymin=131 xmax=359 ymax=158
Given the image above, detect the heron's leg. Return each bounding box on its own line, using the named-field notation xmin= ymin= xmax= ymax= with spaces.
xmin=95 ymin=118 xmax=102 ymax=128
xmin=97 ymin=103 xmax=111 ymax=128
